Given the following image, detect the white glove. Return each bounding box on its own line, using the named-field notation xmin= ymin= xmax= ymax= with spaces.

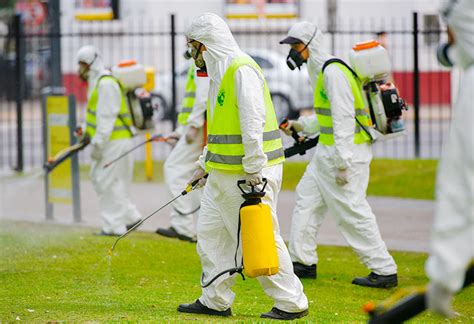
xmin=245 ymin=172 xmax=263 ymax=186
xmin=165 ymin=131 xmax=181 ymax=148
xmin=335 ymin=168 xmax=349 ymax=186
xmin=74 ymin=126 xmax=83 ymax=138
xmin=281 ymin=120 xmax=304 ymax=136
xmin=185 ymin=126 xmax=199 ymax=144
xmin=91 ymin=144 xmax=102 ymax=161
xmin=189 ymin=167 xmax=207 ymax=188
xmin=426 ymin=282 xmax=455 ymax=318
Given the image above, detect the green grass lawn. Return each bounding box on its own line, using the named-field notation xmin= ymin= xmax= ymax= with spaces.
xmin=1 ymin=221 xmax=472 ymax=322
xmin=108 ymin=158 xmax=436 ymax=200
xmin=282 ymin=159 xmax=438 ymax=200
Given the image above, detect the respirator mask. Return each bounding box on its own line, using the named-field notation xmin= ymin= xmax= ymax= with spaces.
xmin=286 ymin=27 xmax=317 ymax=70
xmin=77 ymin=53 xmax=97 ymax=82
xmin=78 ymin=64 xmax=90 ymax=82
xmin=188 ymin=42 xmax=206 ymax=69
xmin=183 ymin=48 xmax=192 ymax=60
xmin=436 ymin=42 xmax=458 ymax=68
xmin=287 ymin=48 xmax=306 ymax=70
xmin=437 ymin=2 xmax=460 ymax=68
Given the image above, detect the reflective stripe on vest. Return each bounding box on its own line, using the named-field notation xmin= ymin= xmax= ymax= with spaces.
xmin=85 ymin=76 xmax=133 ymax=141
xmin=205 ymin=148 xmax=285 ymax=166
xmin=314 ymin=62 xmax=372 ymax=146
xmin=177 ymin=64 xmax=197 ymax=126
xmin=205 ymin=56 xmax=285 ymax=171
xmin=207 ymin=130 xmax=281 ymax=145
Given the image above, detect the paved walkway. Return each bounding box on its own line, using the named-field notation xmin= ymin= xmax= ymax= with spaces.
xmin=0 ymin=175 xmax=434 ymax=252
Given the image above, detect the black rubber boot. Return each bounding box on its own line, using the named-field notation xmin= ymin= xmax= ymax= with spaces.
xmin=261 ymin=307 xmax=308 ymax=320
xmin=156 ymin=226 xmax=196 ymax=243
xmin=177 ymin=299 xmax=231 ymax=317
xmin=126 ymin=219 xmax=142 ymax=231
xmin=352 ymin=272 xmax=398 ymax=288
xmin=293 ymin=262 xmax=317 ymax=279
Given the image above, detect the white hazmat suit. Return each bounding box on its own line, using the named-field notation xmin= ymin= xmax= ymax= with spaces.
xmin=425 ymin=0 xmax=474 ymax=316
xmin=185 ymin=13 xmax=308 ymax=314
xmin=162 ymin=65 xmax=209 ymax=240
xmin=77 ymin=46 xmax=142 ymax=235
xmin=285 ymin=22 xmax=397 ymax=277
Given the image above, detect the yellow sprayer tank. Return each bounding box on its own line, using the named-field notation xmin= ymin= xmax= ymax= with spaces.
xmin=238 ymin=179 xmax=279 ymax=278
xmin=144 ymin=67 xmax=156 ymax=92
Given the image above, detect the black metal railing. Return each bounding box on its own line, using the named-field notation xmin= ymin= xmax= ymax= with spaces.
xmin=0 ymin=11 xmax=450 ymax=172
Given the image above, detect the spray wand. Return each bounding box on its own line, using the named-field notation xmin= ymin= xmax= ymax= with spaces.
xmin=108 ymin=173 xmax=208 ymax=254
xmin=103 ymin=133 xmax=168 ymax=169
xmin=44 ymin=135 xmax=91 ymax=173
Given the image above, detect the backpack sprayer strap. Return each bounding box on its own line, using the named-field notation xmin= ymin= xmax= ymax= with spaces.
xmin=321 ymin=58 xmax=374 ymax=143
xmin=98 ymin=75 xmax=135 ymax=137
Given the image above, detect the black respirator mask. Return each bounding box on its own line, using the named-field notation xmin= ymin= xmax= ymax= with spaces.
xmin=436 ymin=1 xmax=459 ymax=68
xmin=436 ymin=42 xmax=455 ymax=68
xmin=286 ymin=28 xmax=317 ymax=71
xmin=189 ymin=42 xmax=206 ymax=69
xmin=286 ymin=48 xmax=306 ymax=71
xmin=183 ymin=48 xmax=192 ymax=60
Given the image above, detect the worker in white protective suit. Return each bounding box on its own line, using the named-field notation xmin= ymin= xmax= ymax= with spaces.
xmin=425 ymin=0 xmax=474 ymax=317
xmin=76 ymin=45 xmax=142 ymax=236
xmin=280 ymin=22 xmax=398 ymax=288
xmin=177 ymin=13 xmax=308 ymax=320
xmin=156 ymin=56 xmax=209 ymax=242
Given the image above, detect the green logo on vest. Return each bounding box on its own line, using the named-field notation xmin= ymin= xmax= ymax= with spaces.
xmin=320 ymin=89 xmax=328 ymax=101
xmin=217 ymin=90 xmax=225 ymax=106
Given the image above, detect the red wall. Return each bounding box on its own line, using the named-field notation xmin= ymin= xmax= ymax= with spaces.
xmin=393 ymin=71 xmax=451 ymax=105
xmin=63 ymin=74 xmax=88 ymax=104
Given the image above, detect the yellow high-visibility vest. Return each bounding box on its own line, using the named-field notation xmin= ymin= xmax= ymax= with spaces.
xmin=85 ymin=76 xmax=133 ymax=141
xmin=177 ymin=64 xmax=197 ymax=126
xmin=314 ymin=61 xmax=372 ymax=146
xmin=205 ymin=56 xmax=285 ymax=171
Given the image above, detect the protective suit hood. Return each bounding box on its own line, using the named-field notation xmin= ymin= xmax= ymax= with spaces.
xmin=76 ymin=45 xmax=108 ymax=96
xmin=284 ymin=21 xmax=332 ymax=87
xmin=441 ymin=0 xmax=474 ymax=68
xmin=185 ymin=13 xmax=242 ymax=83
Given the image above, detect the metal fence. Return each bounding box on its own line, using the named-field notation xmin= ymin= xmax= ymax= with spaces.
xmin=0 ymin=11 xmax=450 ymax=173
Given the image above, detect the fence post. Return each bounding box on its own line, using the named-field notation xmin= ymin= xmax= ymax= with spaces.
xmin=413 ymin=12 xmax=421 ymax=158
xmin=170 ymin=13 xmax=177 ymax=129
xmin=41 ymin=89 xmax=53 ymax=220
xmin=14 ymin=14 xmax=24 ymax=172
xmin=49 ymin=0 xmax=62 ymax=88
xmin=69 ymin=95 xmax=81 ymax=223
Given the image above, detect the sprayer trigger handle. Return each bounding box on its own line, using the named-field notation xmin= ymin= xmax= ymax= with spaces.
xmin=261 ymin=177 xmax=268 ymax=192
xmin=237 ymin=178 xmax=268 ymax=194
xmin=184 ymin=173 xmax=209 ymax=195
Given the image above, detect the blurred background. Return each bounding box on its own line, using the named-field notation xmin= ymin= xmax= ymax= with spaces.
xmin=0 ymin=0 xmax=453 ymax=174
